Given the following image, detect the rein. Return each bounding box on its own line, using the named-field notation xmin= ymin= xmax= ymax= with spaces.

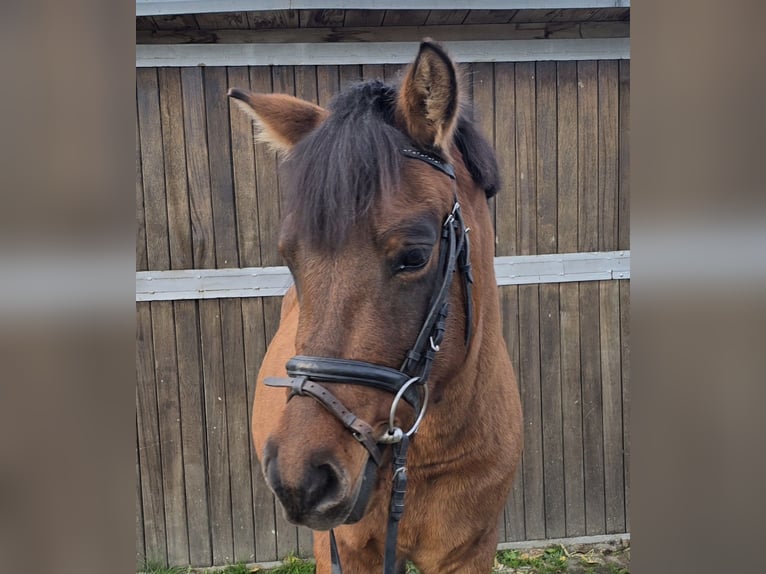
xmin=264 ymin=148 xmax=472 ymax=574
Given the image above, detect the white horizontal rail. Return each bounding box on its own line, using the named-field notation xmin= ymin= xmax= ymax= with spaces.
xmin=137 ymin=1 xmax=630 ymax=17
xmin=136 ymin=38 xmax=629 ymax=67
xmin=136 ymin=250 xmax=629 ymax=301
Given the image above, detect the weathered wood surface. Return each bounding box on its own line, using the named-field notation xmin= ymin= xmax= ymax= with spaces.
xmin=136 ymin=22 xmax=629 ymax=44
xmin=136 ymin=7 xmax=630 ymax=31
xmin=135 ymin=61 xmax=630 ymax=567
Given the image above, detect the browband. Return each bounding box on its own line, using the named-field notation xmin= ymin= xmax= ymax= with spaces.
xmin=400 ymin=148 xmax=456 ymax=179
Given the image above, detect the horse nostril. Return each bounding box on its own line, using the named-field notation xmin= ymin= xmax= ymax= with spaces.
xmin=304 ymin=462 xmax=341 ymax=511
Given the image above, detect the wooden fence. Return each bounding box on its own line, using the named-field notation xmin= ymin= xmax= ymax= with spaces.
xmin=136 ymin=60 xmax=630 ymax=568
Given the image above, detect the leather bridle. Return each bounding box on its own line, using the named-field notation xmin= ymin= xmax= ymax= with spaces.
xmin=264 ymin=147 xmax=472 ymax=574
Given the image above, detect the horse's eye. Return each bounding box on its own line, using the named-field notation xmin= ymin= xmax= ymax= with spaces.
xmin=395 ymin=247 xmax=431 ymax=273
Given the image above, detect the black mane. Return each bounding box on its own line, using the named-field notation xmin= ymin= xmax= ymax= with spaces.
xmin=282 ymin=80 xmax=500 ymax=251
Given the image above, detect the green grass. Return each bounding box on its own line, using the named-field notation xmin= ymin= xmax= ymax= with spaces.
xmin=266 ymin=555 xmax=315 ymax=574
xmin=221 ymin=563 xmax=253 ymax=574
xmin=139 ymin=544 xmax=627 ymax=574
xmin=496 ymin=546 xmax=569 ymax=573
xmin=139 ymin=560 xmax=252 ymax=574
xmin=139 ymin=560 xmax=191 ymax=574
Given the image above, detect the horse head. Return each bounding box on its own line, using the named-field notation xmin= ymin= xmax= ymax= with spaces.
xmin=229 ymin=41 xmax=501 ymax=531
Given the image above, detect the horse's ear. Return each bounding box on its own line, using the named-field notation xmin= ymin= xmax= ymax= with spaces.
xmin=397 ymin=40 xmax=460 ymax=152
xmin=228 ymin=89 xmax=328 ymax=153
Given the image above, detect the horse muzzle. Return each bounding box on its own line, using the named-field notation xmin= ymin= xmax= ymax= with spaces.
xmin=262 ymin=437 xmax=378 ymax=530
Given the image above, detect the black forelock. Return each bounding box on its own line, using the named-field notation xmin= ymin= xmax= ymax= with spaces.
xmin=282 ymin=80 xmax=501 ymax=252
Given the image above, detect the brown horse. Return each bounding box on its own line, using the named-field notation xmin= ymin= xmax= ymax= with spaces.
xmin=228 ymin=41 xmax=522 ymax=574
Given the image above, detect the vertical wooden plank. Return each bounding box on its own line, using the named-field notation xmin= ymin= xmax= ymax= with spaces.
xmin=228 ymin=66 xmax=260 ymax=270
xmin=136 ymin=109 xmax=148 ymax=273
xmin=157 ymin=70 xmax=195 ymax=563
xmin=579 ymin=279 xmax=604 ymax=536
xmin=501 ymin=287 xmax=525 ymax=542
xmin=534 ymin=60 xmax=564 ymax=539
xmin=556 ymin=61 xmax=585 ymax=537
xmin=272 ymin=65 xmax=294 ymax=96
xmin=472 ymin=62 xmax=496 ymax=228
xmin=600 ymin=280 xmax=624 ymax=533
xmin=205 ymin=67 xmax=239 ymax=268
xmin=207 ymin=66 xmax=255 ymax=563
xmin=216 ymin=67 xmax=261 ymax=562
xmin=242 ymin=297 xmax=278 ymax=562
xmin=249 ymin=67 xmax=281 ymax=268
xmin=224 ymin=95 xmax=260 ymax=558
xmin=136 ymin=303 xmax=167 ymax=565
xmin=294 ymin=65 xmax=319 ymax=104
xmin=598 ymin=61 xmax=619 ymax=252
xmin=494 ymin=63 xmax=516 ymax=257
xmin=519 ymin=285 xmax=544 ymax=540
xmin=137 ymin=68 xmax=170 ymax=270
xmin=362 ymin=63 xmax=384 ymax=82
xmin=221 ymin=297 xmax=256 ymax=563
xmin=136 ymin=419 xmax=146 ymax=567
xmin=181 ymin=67 xmax=215 ymax=270
xmin=494 ymin=63 xmax=522 ymax=541
xmin=540 ymin=283 xmax=564 ymax=539
xmin=316 ymin=65 xmax=340 ymax=108
xmin=516 ymin=56 xmax=542 ymax=537
xmin=200 ymin=298 xmax=234 ymax=565
xmin=619 ymin=280 xmax=630 ymax=530
xmin=557 ymin=62 xmax=578 ymax=255
xmin=179 ymin=67 xmax=235 ymax=565
xmin=559 ymin=282 xmax=584 ymax=536
xmin=175 ymin=300 xmax=212 ymax=566
xmin=577 ymin=60 xmax=605 ymax=536
xmin=151 ymin=301 xmax=189 ymax=566
xmin=179 ymin=66 xmax=217 ymax=567
xmin=577 ymin=61 xmax=599 ymax=254
xmin=339 ymin=64 xmax=362 ymax=90
xmin=159 ymin=68 xmax=193 ymax=270
xmin=515 ymin=62 xmax=536 ymax=255
xmin=138 ymin=68 xmax=172 ymax=565
xmin=618 ymin=60 xmax=630 ymax=251
xmin=536 ymin=62 xmax=557 ymax=255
